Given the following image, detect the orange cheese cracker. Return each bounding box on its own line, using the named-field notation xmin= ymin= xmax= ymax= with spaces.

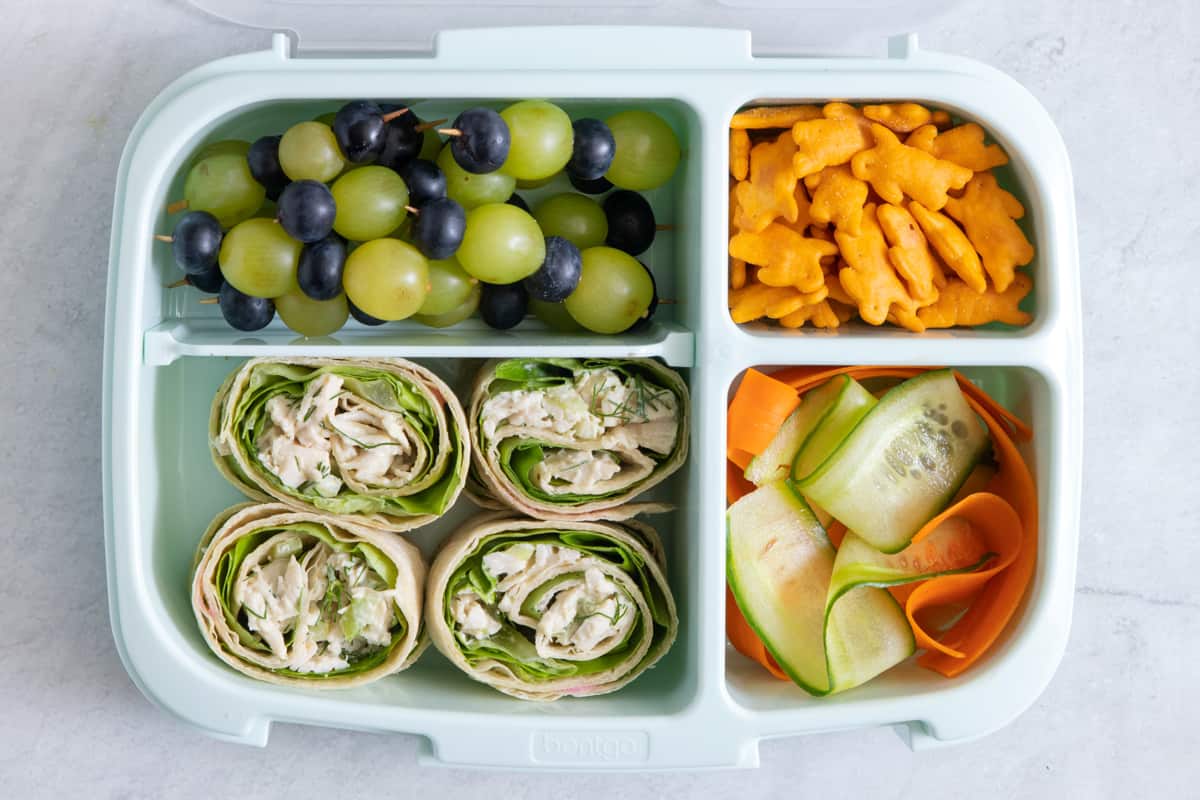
xmin=877 ymin=202 xmax=945 ymax=305
xmin=907 ymin=122 xmax=1009 ymax=172
xmin=730 ymin=128 xmax=751 ymax=181
xmin=943 ymin=172 xmax=1034 ymax=292
xmin=791 ymin=107 xmax=872 ymax=180
xmin=909 ymin=200 xmax=987 ymax=293
xmin=852 ymin=124 xmax=973 ymax=211
xmin=807 ymin=165 xmax=869 ymax=235
xmin=918 ymin=273 xmax=1033 ymax=328
xmin=835 ymin=203 xmax=917 ymax=325
xmin=730 ymin=223 xmax=836 ymax=294
xmin=863 ymin=102 xmax=936 ymax=133
xmin=734 ymin=131 xmax=799 ymax=233
xmin=731 ymin=104 xmax=823 ymax=130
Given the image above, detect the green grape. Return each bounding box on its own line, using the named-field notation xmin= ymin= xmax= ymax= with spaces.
xmin=456 ymin=203 xmax=546 ymax=284
xmin=343 ymin=238 xmax=430 ymax=321
xmin=500 ymin=100 xmax=573 ymax=182
xmin=414 ymin=283 xmax=481 ymax=328
xmin=331 ymin=166 xmax=410 ymax=242
xmin=438 ymin=145 xmax=515 ymax=210
xmin=218 ymin=218 xmax=301 ymax=298
xmin=279 ymin=121 xmax=345 ymax=183
xmin=191 ymin=139 xmax=250 ymax=166
xmin=276 ymin=291 xmax=349 ymax=337
xmin=564 ymin=246 xmax=653 ymax=333
xmin=313 ymin=111 xmax=337 ymax=126
xmin=183 ymin=153 xmax=265 ymax=228
xmin=516 ymin=175 xmax=555 ymax=190
xmin=530 ymin=298 xmax=584 ymax=332
xmin=418 ymin=257 xmax=478 ymax=316
xmin=533 ymin=192 xmax=608 ymax=249
xmin=605 ymin=110 xmax=681 ymax=191
xmin=419 ymin=127 xmax=442 ymax=161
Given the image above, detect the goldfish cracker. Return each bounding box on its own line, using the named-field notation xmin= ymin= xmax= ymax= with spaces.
xmin=944 ymin=172 xmax=1034 ymax=292
xmin=791 ymin=109 xmax=872 ymax=180
xmin=863 ymin=102 xmax=936 ymax=133
xmin=835 ymin=203 xmax=917 ymax=325
xmin=734 ymin=131 xmax=799 ymax=233
xmin=731 ymin=104 xmax=823 ymax=130
xmin=851 ymin=124 xmax=973 ymax=211
xmin=807 ymin=165 xmax=869 ymax=235
xmin=909 ymin=201 xmax=988 ymax=293
xmin=730 ymin=223 xmax=836 ymax=293
xmin=730 ymin=128 xmax=751 ymax=181
xmin=918 ymin=273 xmax=1033 ymax=328
xmin=906 ymin=122 xmax=1009 ymax=172
xmin=877 ymin=202 xmax=945 ymax=305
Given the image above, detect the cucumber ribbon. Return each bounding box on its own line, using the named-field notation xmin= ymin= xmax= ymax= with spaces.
xmin=210 ymin=357 xmax=469 ymax=532
xmin=467 ymin=358 xmax=689 ymax=519
xmin=426 ymin=515 xmax=677 ymax=700
xmin=726 ymin=366 xmax=1036 ymax=686
xmin=191 ymin=503 xmax=427 ymax=688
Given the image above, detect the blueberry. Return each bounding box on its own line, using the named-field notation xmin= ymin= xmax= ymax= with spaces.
xmin=480 ymin=282 xmax=528 ymax=330
xmin=411 ymin=197 xmax=466 ymax=260
xmin=333 ymin=100 xmax=386 ymax=164
xmin=348 ymin=299 xmax=386 ymax=326
xmin=566 ymin=118 xmax=616 ymax=181
xmin=277 ymin=180 xmax=336 ymax=243
xmin=247 ymin=135 xmax=290 ymax=201
xmin=523 ymin=236 xmax=582 ymax=302
xmin=297 ymin=235 xmax=347 ymax=301
xmin=186 ymin=263 xmax=224 ymax=294
xmin=448 ymin=107 xmax=510 ymax=174
xmin=170 ymin=211 xmax=222 ymax=275
xmin=398 ymin=159 xmax=446 ymax=207
xmin=376 ymin=113 xmax=423 ymax=171
xmin=603 ymin=189 xmax=656 ymax=256
xmin=568 ymin=172 xmax=613 ymax=195
xmin=218 ymin=283 xmax=274 ymax=331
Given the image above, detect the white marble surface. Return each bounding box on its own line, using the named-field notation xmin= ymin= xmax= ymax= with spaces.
xmin=1 ymin=0 xmax=1196 ymax=795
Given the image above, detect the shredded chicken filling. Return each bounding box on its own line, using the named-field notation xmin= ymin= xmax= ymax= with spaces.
xmin=233 ymin=534 xmax=400 ymax=674
xmin=256 ymin=373 xmax=426 ymax=497
xmin=480 ymin=368 xmax=679 ymax=496
xmin=452 ymin=543 xmax=635 ymax=661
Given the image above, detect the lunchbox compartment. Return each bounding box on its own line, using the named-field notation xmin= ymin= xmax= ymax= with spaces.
xmin=721 ymin=363 xmax=1071 ymax=745
xmin=141 ymin=96 xmax=701 ymax=367
xmin=139 ymin=356 xmax=701 ymax=720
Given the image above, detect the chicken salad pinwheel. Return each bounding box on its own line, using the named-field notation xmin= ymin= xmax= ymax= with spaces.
xmin=467 ymin=358 xmax=689 ymax=519
xmin=191 ymin=503 xmax=427 ymax=688
xmin=210 ymin=357 xmax=469 ymax=532
xmin=426 ymin=515 xmax=678 ymax=700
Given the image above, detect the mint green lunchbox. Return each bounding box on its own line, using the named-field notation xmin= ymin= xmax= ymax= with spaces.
xmin=102 ymin=0 xmax=1082 ymax=769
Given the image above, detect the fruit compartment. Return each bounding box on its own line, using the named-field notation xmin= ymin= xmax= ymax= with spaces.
xmin=715 ymin=362 xmax=1075 ymax=744
xmin=716 ymin=91 xmax=1074 ymax=344
xmin=138 ymin=93 xmax=700 ymax=367
xmin=121 ymin=354 xmax=703 ymax=739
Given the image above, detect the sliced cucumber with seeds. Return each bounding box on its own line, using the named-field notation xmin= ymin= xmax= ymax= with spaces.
xmin=797 ymin=370 xmax=989 ymax=553
xmin=790 ymin=377 xmax=877 ymax=483
xmin=744 ymin=375 xmax=846 ymax=486
xmin=727 ymin=481 xmax=914 ymax=695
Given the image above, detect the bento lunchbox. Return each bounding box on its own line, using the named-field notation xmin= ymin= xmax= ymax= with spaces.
xmin=102 ymin=0 xmax=1081 ymax=770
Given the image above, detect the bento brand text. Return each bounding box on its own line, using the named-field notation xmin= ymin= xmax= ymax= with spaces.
xmin=532 ymin=731 xmax=649 ymax=763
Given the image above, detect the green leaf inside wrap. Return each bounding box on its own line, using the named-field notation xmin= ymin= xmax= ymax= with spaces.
xmin=444 ymin=528 xmax=671 ymax=684
xmin=226 ymin=363 xmax=464 ymax=517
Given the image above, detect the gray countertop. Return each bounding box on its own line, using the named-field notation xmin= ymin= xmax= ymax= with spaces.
xmin=1 ymin=0 xmax=1195 ymax=796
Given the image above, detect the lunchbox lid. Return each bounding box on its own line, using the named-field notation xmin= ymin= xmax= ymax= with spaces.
xmin=188 ymin=0 xmax=959 ymax=56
